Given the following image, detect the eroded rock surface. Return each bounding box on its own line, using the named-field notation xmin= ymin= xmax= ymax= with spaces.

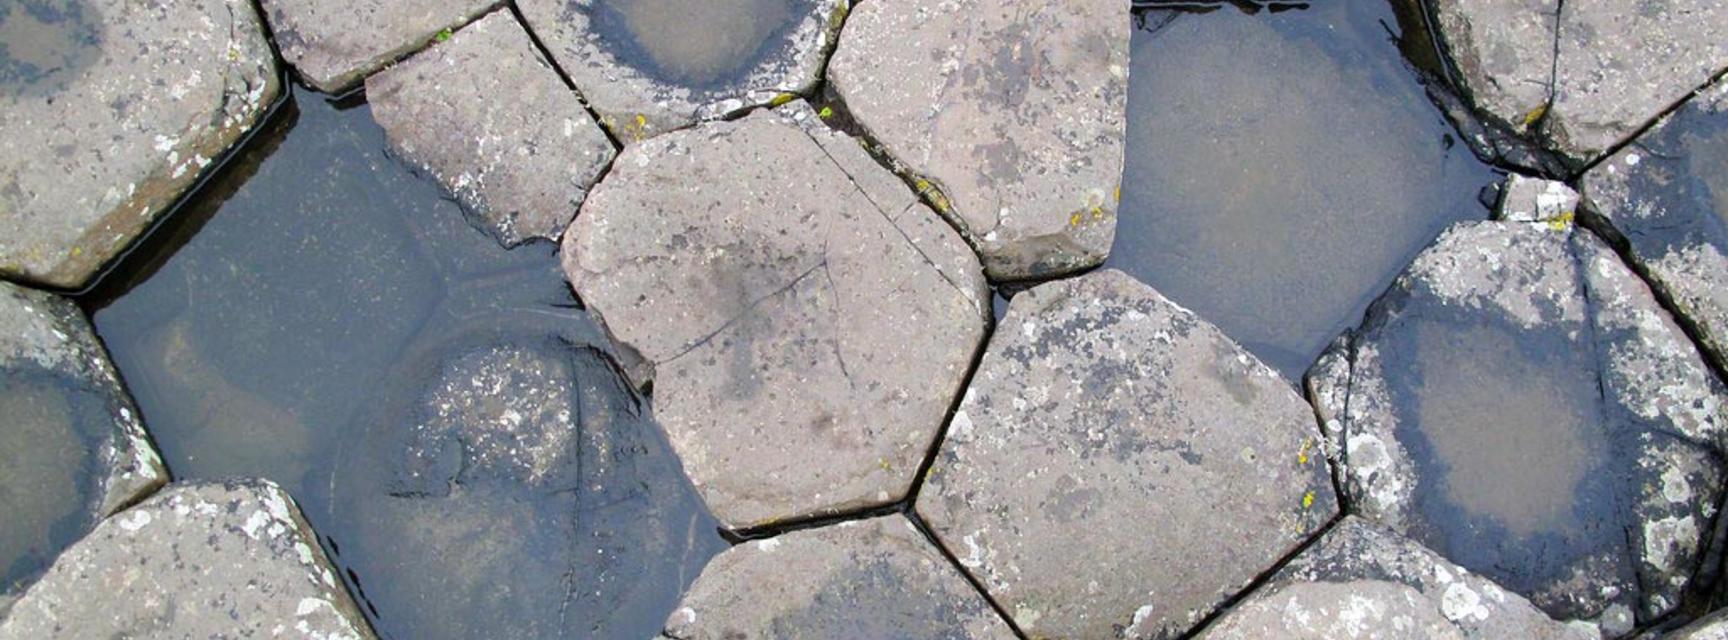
xmin=0 ymin=0 xmax=277 ymax=288
xmin=827 ymin=0 xmax=1130 ymax=280
xmin=0 ymin=480 xmax=372 ymax=639
xmin=258 ymin=0 xmax=495 ymax=92
xmin=659 ymin=515 xmax=1013 ymax=639
xmin=1669 ymin=609 xmax=1728 ymax=640
xmin=1428 ymin=0 xmax=1558 ymax=140
xmin=920 ymin=269 xmax=1337 ymax=639
xmin=1498 ymin=174 xmax=1580 ymax=223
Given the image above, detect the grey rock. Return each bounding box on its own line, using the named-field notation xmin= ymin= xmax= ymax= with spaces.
xmin=369 ymin=10 xmax=616 ymax=247
xmin=1497 ymin=174 xmax=1580 ymax=223
xmin=516 ymin=0 xmax=845 ymax=143
xmin=1199 ymin=517 xmax=1599 ymax=639
xmin=826 ymin=0 xmax=1130 ymax=281
xmin=1429 ymin=0 xmax=1559 ymax=136
xmin=258 ymin=0 xmax=495 ymax=92
xmin=659 ymin=515 xmax=1013 ymax=639
xmin=1668 ymin=609 xmax=1728 ymax=640
xmin=0 ymin=480 xmax=373 ymax=639
xmin=563 ymin=104 xmax=988 ymax=530
xmin=918 ymin=269 xmax=1338 ymax=639
xmin=0 ymin=0 xmax=277 ymax=289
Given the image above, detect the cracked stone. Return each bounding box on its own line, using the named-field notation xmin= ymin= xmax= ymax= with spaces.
xmin=1427 ymin=0 xmax=1558 ymax=139
xmin=919 ymin=269 xmax=1338 ymax=639
xmin=1496 ymin=173 xmax=1580 ymax=223
xmin=257 ymin=0 xmax=494 ymax=93
xmin=0 ymin=0 xmax=278 ymax=289
xmin=826 ymin=0 xmax=1130 ymax=281
xmin=563 ymin=103 xmax=989 ymax=531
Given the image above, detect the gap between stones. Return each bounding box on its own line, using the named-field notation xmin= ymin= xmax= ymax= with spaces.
xmin=505 ymin=0 xmax=628 ymax=152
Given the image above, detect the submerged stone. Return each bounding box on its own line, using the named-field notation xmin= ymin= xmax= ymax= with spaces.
xmin=919 ymin=269 xmax=1337 ymax=639
xmin=826 ymin=0 xmax=1130 ymax=280
xmin=516 ymin=0 xmax=844 ymax=142
xmin=659 ymin=515 xmax=1014 ymax=639
xmin=369 ymin=10 xmax=616 ymax=247
xmin=564 ymin=104 xmax=988 ymax=530
xmin=257 ymin=0 xmax=494 ymax=92
xmin=0 ymin=0 xmax=277 ymax=288
xmin=0 ymin=480 xmax=372 ymax=639
xmin=1309 ymin=220 xmax=1728 ymax=627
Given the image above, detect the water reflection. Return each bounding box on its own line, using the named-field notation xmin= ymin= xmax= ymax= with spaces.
xmin=0 ymin=368 xmax=102 ymax=594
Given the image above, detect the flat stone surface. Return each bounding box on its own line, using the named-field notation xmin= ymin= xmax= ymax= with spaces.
xmin=0 ymin=282 xmax=165 ymax=604
xmin=827 ymin=0 xmax=1130 ymax=281
xmin=1429 ymin=0 xmax=1558 ymax=137
xmin=0 ymin=0 xmax=277 ymax=288
xmin=1310 ymin=220 xmax=1728 ymax=627
xmin=517 ymin=0 xmax=844 ymax=143
xmin=919 ymin=269 xmax=1337 ymax=639
xmin=369 ymin=10 xmax=616 ymax=247
xmin=1669 ymin=609 xmax=1728 ymax=640
xmin=564 ymin=104 xmax=988 ymax=530
xmin=1580 ymin=78 xmax=1728 ymax=370
xmin=258 ymin=0 xmax=495 ymax=92
xmin=659 ymin=515 xmax=1013 ymax=639
xmin=1199 ymin=517 xmax=1598 ymax=639
xmin=1498 ymin=174 xmax=1580 ymax=223
xmin=0 ymin=480 xmax=372 ymax=639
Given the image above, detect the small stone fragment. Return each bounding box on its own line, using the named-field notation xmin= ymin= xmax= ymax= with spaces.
xmin=257 ymin=0 xmax=494 ymax=92
xmin=1497 ymin=173 xmax=1580 ymax=223
xmin=919 ymin=269 xmax=1337 ymax=639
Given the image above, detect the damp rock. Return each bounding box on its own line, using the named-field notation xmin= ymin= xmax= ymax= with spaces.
xmin=516 ymin=0 xmax=845 ymax=142
xmin=257 ymin=0 xmax=493 ymax=92
xmin=659 ymin=515 xmax=1013 ymax=639
xmin=564 ymin=105 xmax=988 ymax=530
xmin=1198 ymin=517 xmax=1598 ymax=639
xmin=368 ymin=10 xmax=616 ymax=247
xmin=919 ymin=269 xmax=1337 ymax=639
xmin=0 ymin=0 xmax=277 ymax=288
xmin=1427 ymin=0 xmax=1558 ymax=139
xmin=1497 ymin=174 xmax=1580 ymax=223
xmin=0 ymin=480 xmax=372 ymax=639
xmin=1309 ymin=219 xmax=1728 ymax=626
xmin=1668 ymin=609 xmax=1728 ymax=639
xmin=826 ymin=0 xmax=1130 ymax=281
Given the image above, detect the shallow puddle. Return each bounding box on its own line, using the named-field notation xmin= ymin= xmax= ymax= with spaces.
xmin=0 ymin=369 xmax=102 ymax=594
xmin=83 ymin=86 xmax=725 ymax=639
xmin=1108 ymin=1 xmax=1501 ymax=379
xmin=587 ymin=0 xmax=803 ymax=88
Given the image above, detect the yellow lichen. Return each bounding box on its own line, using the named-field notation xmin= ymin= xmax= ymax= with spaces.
xmin=769 ymin=92 xmax=797 ymax=107
xmin=1521 ymin=103 xmax=1549 ymax=131
xmin=1297 ymin=437 xmax=1314 ymax=466
xmin=827 ymin=3 xmax=849 ymax=30
xmin=1548 ymin=210 xmax=1575 ymax=231
xmin=1301 ymin=491 xmax=1315 ymax=510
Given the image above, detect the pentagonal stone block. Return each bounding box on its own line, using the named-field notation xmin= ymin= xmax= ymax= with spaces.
xmin=517 ymin=0 xmax=845 ymax=142
xmin=0 ymin=480 xmax=372 ymax=639
xmin=564 ymin=104 xmax=989 ymax=530
xmin=257 ymin=0 xmax=495 ymax=92
xmin=919 ymin=269 xmax=1337 ymax=639
xmin=1310 ymin=220 xmax=1728 ymax=628
xmin=660 ymin=515 xmax=1013 ymax=639
xmin=0 ymin=0 xmax=277 ymax=288
xmin=827 ymin=0 xmax=1129 ymax=281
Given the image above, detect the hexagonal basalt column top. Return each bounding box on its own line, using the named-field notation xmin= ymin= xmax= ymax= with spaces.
xmin=919 ymin=269 xmax=1337 ymax=639
xmin=256 ymin=0 xmax=495 ymax=93
xmin=563 ymin=104 xmax=989 ymax=531
xmin=517 ymin=0 xmax=846 ymax=143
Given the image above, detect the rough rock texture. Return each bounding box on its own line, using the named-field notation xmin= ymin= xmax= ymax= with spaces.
xmin=1497 ymin=174 xmax=1580 ymax=223
xmin=1199 ymin=517 xmax=1598 ymax=639
xmin=0 ymin=480 xmax=373 ymax=639
xmin=564 ymin=104 xmax=989 ymax=531
xmin=1310 ymin=220 xmax=1728 ymax=629
xmin=827 ymin=0 xmax=1130 ymax=281
xmin=258 ymin=0 xmax=496 ymax=92
xmin=0 ymin=0 xmax=278 ymax=289
xmin=659 ymin=515 xmax=1013 ymax=639
xmin=1429 ymin=0 xmax=1558 ymax=137
xmin=517 ymin=0 xmax=845 ymax=142
xmin=1580 ymin=78 xmax=1728 ymax=370
xmin=1669 ymin=609 xmax=1728 ymax=640
xmin=369 ymin=10 xmax=616 ymax=247
xmin=919 ymin=269 xmax=1338 ymax=639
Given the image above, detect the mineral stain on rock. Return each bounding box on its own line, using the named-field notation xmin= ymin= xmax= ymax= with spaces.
xmin=587 ymin=0 xmax=800 ymax=87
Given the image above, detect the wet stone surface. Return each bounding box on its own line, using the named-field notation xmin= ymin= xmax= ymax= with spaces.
xmin=564 ymin=104 xmax=988 ymax=531
xmin=826 ymin=0 xmax=1130 ymax=281
xmin=0 ymin=480 xmax=372 ymax=640
xmin=659 ymin=515 xmax=1014 ymax=639
xmin=0 ymin=0 xmax=277 ymax=288
xmin=1309 ymin=220 xmax=1728 ymax=628
xmin=920 ymin=269 xmax=1337 ymax=639
xmin=517 ymin=0 xmax=844 ymax=142
xmin=1107 ymin=3 xmax=1499 ymax=380
xmin=257 ymin=0 xmax=495 ymax=92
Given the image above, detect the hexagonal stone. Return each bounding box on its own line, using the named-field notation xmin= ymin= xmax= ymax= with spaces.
xmin=1580 ymin=78 xmax=1728 ymax=370
xmin=826 ymin=0 xmax=1129 ymax=281
xmin=1496 ymin=174 xmax=1580 ymax=223
xmin=0 ymin=0 xmax=278 ymax=289
xmin=517 ymin=0 xmax=845 ymax=143
xmin=1309 ymin=220 xmax=1728 ymax=627
xmin=1199 ymin=517 xmax=1598 ymax=639
xmin=368 ymin=10 xmax=616 ymax=247
xmin=258 ymin=0 xmax=494 ymax=92
xmin=659 ymin=515 xmax=1013 ymax=639
xmin=0 ymin=282 xmax=165 ymax=607
xmin=919 ymin=269 xmax=1338 ymax=639
xmin=0 ymin=480 xmax=372 ymax=639
xmin=564 ymin=104 xmax=988 ymax=531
